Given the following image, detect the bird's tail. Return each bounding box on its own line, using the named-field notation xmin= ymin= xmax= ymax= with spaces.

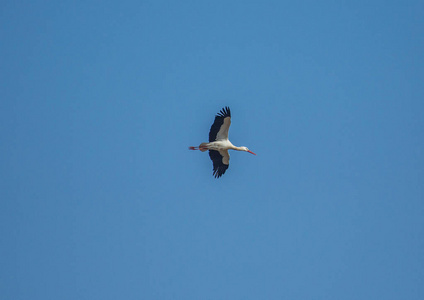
xmin=199 ymin=143 xmax=208 ymax=152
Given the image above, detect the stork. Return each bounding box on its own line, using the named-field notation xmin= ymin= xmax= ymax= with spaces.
xmin=189 ymin=106 xmax=256 ymax=178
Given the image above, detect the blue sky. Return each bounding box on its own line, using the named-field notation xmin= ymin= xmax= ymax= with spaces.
xmin=1 ymin=1 xmax=423 ymax=299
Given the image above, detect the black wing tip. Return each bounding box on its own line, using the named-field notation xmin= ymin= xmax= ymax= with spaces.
xmin=213 ymin=168 xmax=228 ymax=178
xmin=216 ymin=106 xmax=231 ymax=118
xmin=214 ymin=173 xmax=223 ymax=178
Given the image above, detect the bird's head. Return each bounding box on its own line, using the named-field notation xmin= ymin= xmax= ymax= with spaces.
xmin=241 ymin=147 xmax=256 ymax=155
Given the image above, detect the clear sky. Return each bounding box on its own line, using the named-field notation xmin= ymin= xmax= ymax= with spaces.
xmin=1 ymin=1 xmax=423 ymax=299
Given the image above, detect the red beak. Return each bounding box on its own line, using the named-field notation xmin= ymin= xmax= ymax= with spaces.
xmin=247 ymin=150 xmax=256 ymax=155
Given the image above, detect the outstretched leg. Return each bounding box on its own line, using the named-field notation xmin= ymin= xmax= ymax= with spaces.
xmin=188 ymin=143 xmax=208 ymax=152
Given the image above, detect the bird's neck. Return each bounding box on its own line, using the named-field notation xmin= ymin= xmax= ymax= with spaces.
xmin=224 ymin=141 xmax=243 ymax=151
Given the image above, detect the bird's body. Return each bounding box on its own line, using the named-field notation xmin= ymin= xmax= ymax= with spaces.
xmin=189 ymin=106 xmax=256 ymax=178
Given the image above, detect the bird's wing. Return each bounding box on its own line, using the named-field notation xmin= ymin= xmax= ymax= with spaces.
xmin=209 ymin=149 xmax=230 ymax=178
xmin=209 ymin=106 xmax=231 ymax=142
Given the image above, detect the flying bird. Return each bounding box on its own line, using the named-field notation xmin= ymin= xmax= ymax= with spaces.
xmin=189 ymin=106 xmax=256 ymax=178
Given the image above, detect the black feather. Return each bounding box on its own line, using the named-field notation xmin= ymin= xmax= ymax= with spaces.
xmin=208 ymin=106 xmax=231 ymax=142
xmin=209 ymin=150 xmax=229 ymax=178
